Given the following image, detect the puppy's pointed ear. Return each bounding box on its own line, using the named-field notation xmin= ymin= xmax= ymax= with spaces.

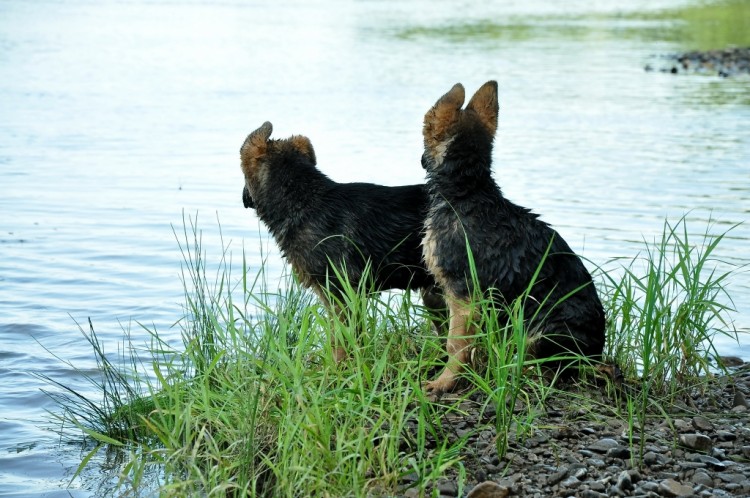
xmin=241 ymin=121 xmax=273 ymax=161
xmin=424 ymin=83 xmax=465 ymax=143
xmin=466 ymin=81 xmax=498 ymax=136
xmin=289 ymin=135 xmax=317 ymax=164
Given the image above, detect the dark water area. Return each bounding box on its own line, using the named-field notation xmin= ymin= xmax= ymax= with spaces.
xmin=1 ymin=0 xmax=748 ymax=494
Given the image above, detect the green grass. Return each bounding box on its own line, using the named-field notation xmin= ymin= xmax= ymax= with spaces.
xmin=40 ymin=214 xmax=741 ymax=496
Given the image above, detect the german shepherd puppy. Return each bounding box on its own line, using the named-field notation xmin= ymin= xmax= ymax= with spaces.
xmin=421 ymin=81 xmax=605 ymax=395
xmin=240 ymin=121 xmax=445 ymax=361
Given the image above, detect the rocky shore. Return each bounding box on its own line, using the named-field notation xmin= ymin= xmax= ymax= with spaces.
xmin=646 ymin=47 xmax=750 ymax=77
xmin=399 ymin=358 xmax=750 ymax=497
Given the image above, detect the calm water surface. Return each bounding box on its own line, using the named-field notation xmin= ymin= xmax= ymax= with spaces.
xmin=1 ymin=0 xmax=748 ymax=495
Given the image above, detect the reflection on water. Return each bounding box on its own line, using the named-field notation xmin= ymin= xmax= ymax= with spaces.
xmin=0 ymin=0 xmax=748 ymax=494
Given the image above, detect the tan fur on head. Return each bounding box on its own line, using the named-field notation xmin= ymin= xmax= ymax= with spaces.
xmin=466 ymin=80 xmax=499 ymax=136
xmin=240 ymin=121 xmax=273 ymax=182
xmin=423 ymin=83 xmax=465 ymax=150
xmin=289 ymin=135 xmax=316 ymax=164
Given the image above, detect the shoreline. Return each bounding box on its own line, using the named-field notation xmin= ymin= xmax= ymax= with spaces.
xmin=408 ymin=359 xmax=750 ymax=497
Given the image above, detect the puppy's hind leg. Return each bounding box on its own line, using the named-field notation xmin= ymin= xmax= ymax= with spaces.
xmin=424 ymin=298 xmax=474 ymax=396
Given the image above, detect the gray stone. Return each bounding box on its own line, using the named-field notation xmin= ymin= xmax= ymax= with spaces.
xmin=710 ymin=447 xmax=726 ymax=459
xmin=692 ymin=416 xmax=713 ymax=432
xmin=733 ymin=387 xmax=749 ymax=408
xmin=644 ymin=450 xmax=667 ymax=466
xmin=679 ymin=433 xmax=712 ymax=452
xmin=403 ymin=488 xmax=420 ymax=498
xmin=546 ymin=467 xmax=568 ymax=486
xmin=658 ymin=478 xmax=695 ymax=497
xmin=589 ymin=480 xmax=606 ymax=492
xmin=691 ymin=471 xmax=713 ymax=487
xmin=580 ymin=491 xmax=606 ymax=498
xmin=466 ymin=481 xmax=510 ymax=498
xmin=719 ymin=356 xmax=744 ymax=367
xmin=716 ymin=430 xmax=736 ymax=442
xmin=638 ymin=481 xmax=660 ymax=492
xmin=717 ymin=472 xmax=746 ymax=484
xmin=586 ymin=458 xmax=606 ymax=468
xmin=673 ymin=419 xmax=692 ymax=432
xmin=694 ymin=455 xmax=727 ymax=471
xmin=587 ymin=438 xmax=620 ymax=454
xmin=606 ymin=446 xmax=631 ymax=459
xmin=560 ymin=476 xmax=581 ymax=488
xmin=616 ymin=470 xmax=633 ymax=491
xmin=436 ymin=479 xmax=458 ymax=496
xmin=571 ymin=466 xmax=588 ymax=479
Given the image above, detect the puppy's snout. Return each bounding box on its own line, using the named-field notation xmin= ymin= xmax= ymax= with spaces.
xmin=242 ymin=185 xmax=255 ymax=209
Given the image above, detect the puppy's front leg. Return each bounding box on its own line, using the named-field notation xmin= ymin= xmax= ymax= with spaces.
xmin=314 ymin=287 xmax=348 ymax=363
xmin=424 ymin=299 xmax=473 ymax=396
xmin=420 ymin=285 xmax=448 ymax=336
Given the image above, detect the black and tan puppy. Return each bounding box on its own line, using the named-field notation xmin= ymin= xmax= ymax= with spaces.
xmin=421 ymin=81 xmax=605 ymax=395
xmin=240 ymin=121 xmax=445 ymax=361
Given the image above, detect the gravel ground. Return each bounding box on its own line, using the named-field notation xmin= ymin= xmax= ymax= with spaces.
xmin=398 ymin=358 xmax=750 ymax=497
xmin=646 ymin=47 xmax=750 ymax=77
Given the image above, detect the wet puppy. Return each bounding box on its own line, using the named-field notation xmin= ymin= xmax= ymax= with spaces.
xmin=421 ymin=81 xmax=605 ymax=395
xmin=240 ymin=121 xmax=445 ymax=361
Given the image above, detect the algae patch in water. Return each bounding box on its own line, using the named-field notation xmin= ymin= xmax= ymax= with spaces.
xmin=395 ymin=0 xmax=750 ymax=50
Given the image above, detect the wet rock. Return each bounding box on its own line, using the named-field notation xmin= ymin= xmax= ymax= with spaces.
xmin=733 ymin=387 xmax=748 ymax=408
xmin=693 ymin=455 xmax=727 ymax=471
xmin=679 ymin=433 xmax=712 ymax=452
xmin=436 ymin=478 xmax=458 ymax=496
xmin=546 ymin=467 xmax=568 ymax=486
xmin=659 ymin=478 xmax=695 ymax=497
xmin=719 ymin=356 xmax=744 ymax=367
xmin=716 ymin=472 xmax=746 ymax=484
xmin=606 ymin=446 xmax=631 ymax=459
xmin=716 ymin=430 xmax=736 ymax=442
xmin=692 ymin=416 xmax=713 ymax=432
xmin=643 ymin=450 xmax=667 ymax=466
xmin=466 ymin=481 xmax=510 ymax=498
xmin=616 ymin=470 xmax=633 ymax=491
xmin=588 ymin=438 xmax=620 ymax=454
xmin=692 ymin=471 xmax=714 ymax=487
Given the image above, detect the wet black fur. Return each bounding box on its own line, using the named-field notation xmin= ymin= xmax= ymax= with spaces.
xmin=423 ymin=108 xmax=605 ymax=360
xmin=242 ymin=142 xmax=440 ymax=304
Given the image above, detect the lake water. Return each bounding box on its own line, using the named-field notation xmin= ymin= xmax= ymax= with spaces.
xmin=1 ymin=0 xmax=748 ymax=495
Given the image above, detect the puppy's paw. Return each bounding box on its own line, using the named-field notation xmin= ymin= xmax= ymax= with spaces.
xmin=424 ymin=372 xmax=458 ymax=401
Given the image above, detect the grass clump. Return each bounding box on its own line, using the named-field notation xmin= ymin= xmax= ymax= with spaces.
xmin=40 ymin=214 xmax=741 ymax=496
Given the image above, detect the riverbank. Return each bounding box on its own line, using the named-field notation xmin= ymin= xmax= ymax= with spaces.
xmin=412 ymin=359 xmax=750 ymax=498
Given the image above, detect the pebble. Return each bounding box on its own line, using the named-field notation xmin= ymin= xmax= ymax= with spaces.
xmin=679 ymin=433 xmax=712 ymax=452
xmin=691 ymin=471 xmax=714 ymax=487
xmin=692 ymin=416 xmax=713 ymax=432
xmin=658 ymin=478 xmax=695 ymax=497
xmin=466 ymin=481 xmax=509 ymax=498
xmin=587 ymin=438 xmax=620 ymax=453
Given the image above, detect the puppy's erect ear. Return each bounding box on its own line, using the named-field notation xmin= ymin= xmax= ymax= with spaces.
xmin=289 ymin=135 xmax=317 ymax=165
xmin=466 ymin=81 xmax=498 ymax=136
xmin=241 ymin=121 xmax=273 ymax=161
xmin=423 ymin=83 xmax=465 ymax=145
